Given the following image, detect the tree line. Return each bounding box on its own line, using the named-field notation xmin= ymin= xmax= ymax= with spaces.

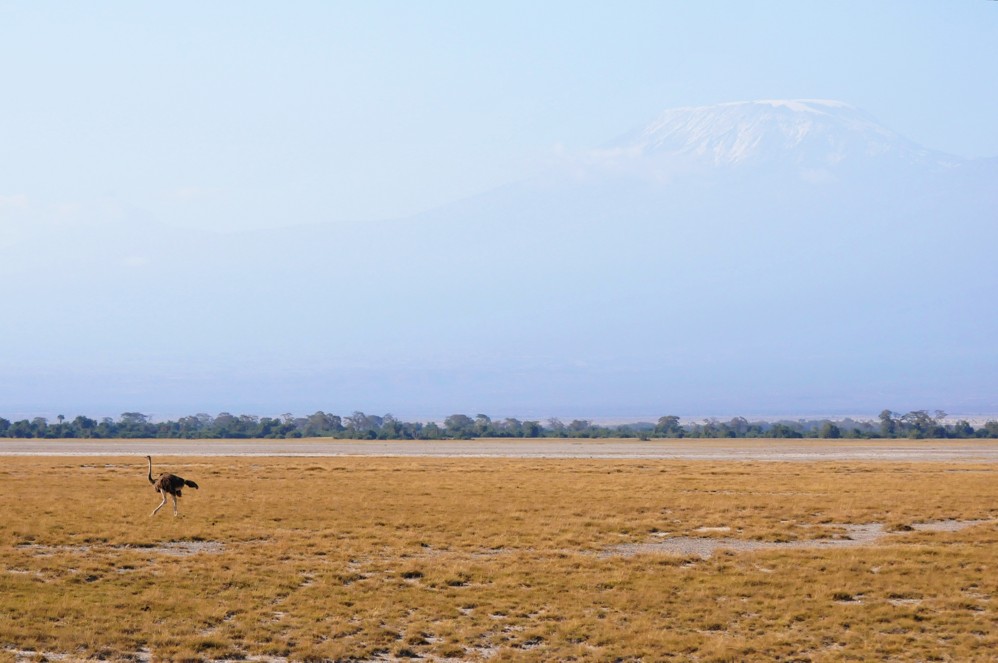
xmin=1 ymin=409 xmax=996 ymax=440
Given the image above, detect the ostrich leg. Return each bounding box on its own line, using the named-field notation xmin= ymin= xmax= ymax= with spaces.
xmin=151 ymin=491 xmax=168 ymax=516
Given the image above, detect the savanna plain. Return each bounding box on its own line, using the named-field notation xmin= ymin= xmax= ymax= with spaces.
xmin=1 ymin=446 xmax=997 ymax=662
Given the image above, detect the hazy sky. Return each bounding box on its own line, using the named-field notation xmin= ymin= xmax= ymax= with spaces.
xmin=2 ymin=2 xmax=997 ymax=421
xmin=2 ymin=2 xmax=996 ymax=233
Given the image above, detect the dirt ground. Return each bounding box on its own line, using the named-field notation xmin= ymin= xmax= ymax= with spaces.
xmin=2 ymin=437 xmax=998 ymax=461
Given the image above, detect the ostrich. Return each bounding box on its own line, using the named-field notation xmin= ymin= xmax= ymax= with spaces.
xmin=146 ymin=456 xmax=199 ymax=516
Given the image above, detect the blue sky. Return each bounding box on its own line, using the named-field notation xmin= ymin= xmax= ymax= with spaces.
xmin=2 ymin=2 xmax=996 ymax=232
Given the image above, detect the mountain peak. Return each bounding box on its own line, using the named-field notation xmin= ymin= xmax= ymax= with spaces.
xmin=733 ymin=99 xmax=853 ymax=113
xmin=608 ymin=99 xmax=950 ymax=170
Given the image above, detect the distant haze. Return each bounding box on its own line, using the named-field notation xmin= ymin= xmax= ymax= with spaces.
xmin=3 ymin=98 xmax=996 ymax=420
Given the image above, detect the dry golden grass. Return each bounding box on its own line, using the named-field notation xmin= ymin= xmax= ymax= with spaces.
xmin=1 ymin=455 xmax=996 ymax=661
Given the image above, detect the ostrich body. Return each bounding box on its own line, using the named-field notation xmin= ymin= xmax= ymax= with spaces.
xmin=146 ymin=456 xmax=199 ymax=516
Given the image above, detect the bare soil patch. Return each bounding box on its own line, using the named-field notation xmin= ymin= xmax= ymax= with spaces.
xmin=14 ymin=540 xmax=223 ymax=556
xmin=606 ymin=519 xmax=996 ymax=559
xmin=3 ymin=437 xmax=998 ymax=461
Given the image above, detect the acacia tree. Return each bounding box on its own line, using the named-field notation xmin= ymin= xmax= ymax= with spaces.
xmin=900 ymin=410 xmax=947 ymax=438
xmin=818 ymin=421 xmax=842 ymax=438
xmin=444 ymin=414 xmax=474 ymax=438
xmin=654 ymin=415 xmax=683 ymax=437
xmin=474 ymin=414 xmax=493 ymax=437
xmin=879 ymin=410 xmax=898 ymax=437
xmin=345 ymin=411 xmax=380 ymax=438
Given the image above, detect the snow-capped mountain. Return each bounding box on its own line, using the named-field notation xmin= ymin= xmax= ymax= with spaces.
xmin=602 ymin=99 xmax=957 ymax=171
